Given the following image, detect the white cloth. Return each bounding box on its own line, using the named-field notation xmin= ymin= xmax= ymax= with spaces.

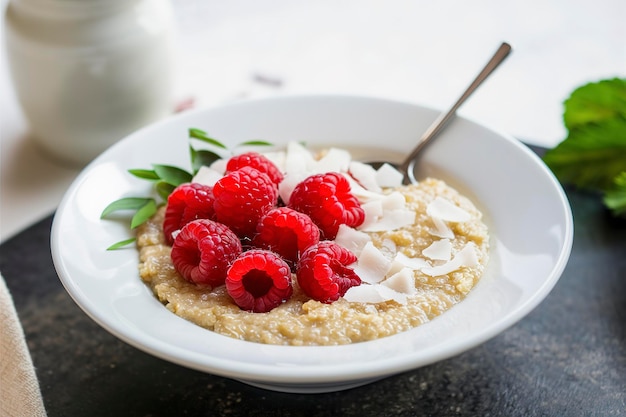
xmin=0 ymin=273 xmax=47 ymax=417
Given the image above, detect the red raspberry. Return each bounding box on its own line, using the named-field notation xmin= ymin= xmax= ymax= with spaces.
xmin=226 ymin=152 xmax=284 ymax=186
xmin=212 ymin=166 xmax=278 ymax=239
xmin=163 ymin=183 xmax=216 ymax=245
xmin=253 ymin=207 xmax=320 ymax=268
xmin=171 ymin=219 xmax=242 ymax=286
xmin=288 ymin=172 xmax=365 ymax=239
xmin=226 ymin=250 xmax=293 ymax=313
xmin=296 ymin=241 xmax=361 ymax=303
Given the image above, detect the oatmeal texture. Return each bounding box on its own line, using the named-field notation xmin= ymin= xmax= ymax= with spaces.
xmin=137 ymin=178 xmax=489 ymax=346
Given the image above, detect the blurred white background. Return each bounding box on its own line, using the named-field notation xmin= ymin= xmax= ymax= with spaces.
xmin=1 ymin=0 xmax=625 ymax=241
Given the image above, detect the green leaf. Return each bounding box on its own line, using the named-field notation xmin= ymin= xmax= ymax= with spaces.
xmin=189 ymin=128 xmax=228 ymax=149
xmin=128 ymin=169 xmax=160 ymax=180
xmin=106 ymin=238 xmax=137 ymax=250
xmin=237 ymin=140 xmax=273 ymax=147
xmin=152 ymin=164 xmax=192 ymax=186
xmin=130 ymin=199 xmax=157 ymax=229
xmin=155 ymin=181 xmax=176 ymax=200
xmin=604 ymin=172 xmax=626 ymax=216
xmin=543 ymin=118 xmax=626 ymax=190
xmin=190 ymin=146 xmax=222 ymax=174
xmin=101 ymin=197 xmax=155 ymax=218
xmin=564 ymin=78 xmax=626 ymax=130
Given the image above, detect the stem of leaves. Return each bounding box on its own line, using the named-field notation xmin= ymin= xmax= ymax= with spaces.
xmin=102 ymin=128 xmax=275 ymax=249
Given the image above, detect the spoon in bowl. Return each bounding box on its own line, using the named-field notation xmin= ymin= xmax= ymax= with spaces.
xmin=370 ymin=42 xmax=512 ymax=185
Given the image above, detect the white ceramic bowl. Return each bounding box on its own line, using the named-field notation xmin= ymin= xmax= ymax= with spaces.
xmin=51 ymin=95 xmax=573 ymax=393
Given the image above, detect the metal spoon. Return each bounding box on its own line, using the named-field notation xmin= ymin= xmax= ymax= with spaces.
xmin=370 ymin=42 xmax=512 ymax=184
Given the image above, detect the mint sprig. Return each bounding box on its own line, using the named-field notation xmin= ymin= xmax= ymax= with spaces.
xmin=101 ymin=128 xmax=273 ymax=249
xmin=189 ymin=128 xmax=228 ymax=148
xmin=106 ymin=238 xmax=138 ymax=251
xmin=604 ymin=172 xmax=626 ymax=216
xmin=543 ymin=77 xmax=626 ymax=217
xmin=100 ymin=197 xmax=157 ymax=249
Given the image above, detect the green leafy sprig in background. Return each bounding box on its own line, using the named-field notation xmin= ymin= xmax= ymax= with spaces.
xmin=100 ymin=128 xmax=271 ymax=249
xmin=543 ymin=77 xmax=626 ymax=217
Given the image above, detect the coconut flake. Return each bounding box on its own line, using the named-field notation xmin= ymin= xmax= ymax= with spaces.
xmin=313 ymin=147 xmax=352 ymax=173
xmin=261 ymin=150 xmax=286 ymax=172
xmin=360 ymin=200 xmax=384 ymax=226
xmin=209 ymin=158 xmax=227 ymax=175
xmin=381 ymin=192 xmax=406 ymax=210
xmin=422 ymin=238 xmax=452 ymax=261
xmin=343 ymin=284 xmax=408 ymax=305
xmin=284 ymin=141 xmax=316 ymax=176
xmin=191 ymin=165 xmax=223 ymax=186
xmin=421 ymin=243 xmax=480 ymax=277
xmin=359 ymin=208 xmax=415 ymax=232
xmin=381 ymin=267 xmax=416 ymax=295
xmin=375 ymin=163 xmax=404 ymax=188
xmin=380 ymin=238 xmax=397 ymax=257
xmin=389 ymin=252 xmax=430 ymax=275
xmin=375 ymin=285 xmax=408 ymax=305
xmin=429 ymin=216 xmax=454 ymax=239
xmin=343 ymin=285 xmax=387 ymax=304
xmin=349 ymin=161 xmax=382 ymax=192
xmin=427 ymin=196 xmax=471 ymax=222
xmin=353 ymin=242 xmax=392 ymax=284
xmin=357 ymin=190 xmax=415 ymax=232
xmin=342 ymin=174 xmax=383 ymax=203
xmin=334 ymin=225 xmax=372 ymax=256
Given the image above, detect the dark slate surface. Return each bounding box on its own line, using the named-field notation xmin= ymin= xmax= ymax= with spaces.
xmin=2 ymin=182 xmax=625 ymax=417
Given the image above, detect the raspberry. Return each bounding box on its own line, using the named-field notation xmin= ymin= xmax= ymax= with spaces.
xmin=296 ymin=241 xmax=361 ymax=303
xmin=163 ymin=183 xmax=216 ymax=245
xmin=226 ymin=152 xmax=284 ymax=186
xmin=226 ymin=250 xmax=293 ymax=313
xmin=171 ymin=219 xmax=242 ymax=286
xmin=253 ymin=207 xmax=320 ymax=268
xmin=213 ymin=166 xmax=278 ymax=239
xmin=288 ymin=172 xmax=365 ymax=239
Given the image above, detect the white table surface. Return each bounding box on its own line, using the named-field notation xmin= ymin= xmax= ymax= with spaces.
xmin=1 ymin=0 xmax=624 ymax=242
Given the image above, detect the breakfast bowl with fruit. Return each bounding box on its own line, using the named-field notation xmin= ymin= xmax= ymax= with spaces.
xmin=51 ymin=95 xmax=573 ymax=393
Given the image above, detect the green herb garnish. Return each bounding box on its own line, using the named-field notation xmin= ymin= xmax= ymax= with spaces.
xmin=543 ymin=77 xmax=626 ymax=217
xmin=100 ymin=197 xmax=157 ymax=229
xmin=190 ymin=146 xmax=222 ymax=175
xmin=106 ymin=238 xmax=137 ymax=251
xmin=101 ymin=129 xmax=273 ymax=249
xmin=151 ymin=164 xmax=193 ymax=186
xmin=188 ymin=128 xmax=228 ymax=148
xmin=604 ymin=172 xmax=626 ymax=216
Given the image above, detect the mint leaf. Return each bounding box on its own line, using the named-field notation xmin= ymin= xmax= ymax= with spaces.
xmin=152 ymin=164 xmax=192 ymax=186
xmin=543 ymin=117 xmax=626 ymax=190
xmin=106 ymin=238 xmax=137 ymax=251
xmin=155 ymin=181 xmax=176 ymax=200
xmin=604 ymin=172 xmax=626 ymax=216
xmin=544 ymin=77 xmax=626 ymax=218
xmin=128 ymin=169 xmax=160 ymax=180
xmin=190 ymin=146 xmax=222 ymax=174
xmin=189 ymin=128 xmax=228 ymax=149
xmin=101 ymin=197 xmax=155 ymax=218
xmin=130 ymin=199 xmax=157 ymax=229
xmin=238 ymin=140 xmax=273 ymax=147
xmin=564 ymin=78 xmax=626 ymax=130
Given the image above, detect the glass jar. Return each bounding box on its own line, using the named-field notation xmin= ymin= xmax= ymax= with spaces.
xmin=4 ymin=0 xmax=175 ymax=166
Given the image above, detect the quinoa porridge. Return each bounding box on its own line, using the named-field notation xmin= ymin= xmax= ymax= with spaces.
xmin=137 ymin=172 xmax=489 ymax=346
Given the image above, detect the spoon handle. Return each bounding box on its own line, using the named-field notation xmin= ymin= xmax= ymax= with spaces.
xmin=402 ymin=42 xmax=512 ymax=182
